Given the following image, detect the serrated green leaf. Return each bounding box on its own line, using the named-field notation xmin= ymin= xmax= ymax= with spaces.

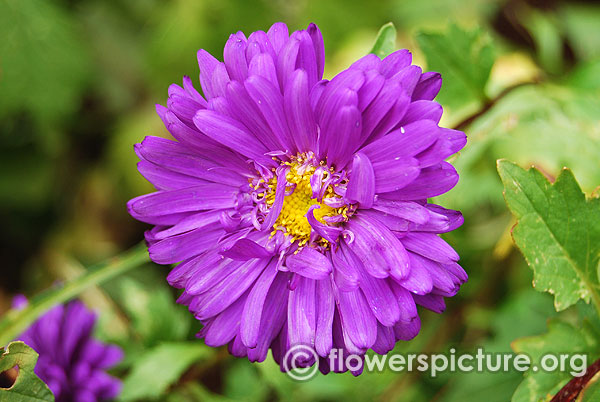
xmin=511 ymin=319 xmax=600 ymax=402
xmin=370 ymin=22 xmax=397 ymax=58
xmin=119 ymin=342 xmax=212 ymax=401
xmin=416 ymin=24 xmax=494 ymax=109
xmin=0 ymin=341 xmax=54 ymax=401
xmin=497 ymin=160 xmax=600 ymax=311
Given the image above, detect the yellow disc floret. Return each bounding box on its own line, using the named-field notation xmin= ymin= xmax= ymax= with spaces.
xmin=265 ymin=163 xmax=336 ymax=247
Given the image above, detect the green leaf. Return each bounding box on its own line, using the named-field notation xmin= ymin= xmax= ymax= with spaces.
xmin=441 ymin=289 xmax=557 ymax=402
xmin=511 ymin=319 xmax=600 ymax=402
xmin=0 ymin=0 xmax=90 ymax=127
xmin=0 ymin=341 xmax=54 ymax=401
xmin=119 ymin=342 xmax=212 ymax=401
xmin=119 ymin=278 xmax=190 ymax=347
xmin=519 ymin=10 xmax=563 ymax=75
xmin=369 ymin=22 xmax=397 ymax=58
xmin=438 ymin=83 xmax=600 ymax=213
xmin=0 ymin=243 xmax=149 ymax=346
xmin=561 ymin=3 xmax=600 ymax=61
xmin=497 ymin=160 xmax=600 ymax=312
xmin=223 ymin=360 xmax=268 ymax=402
xmin=416 ymin=24 xmax=494 ymax=109
xmin=581 ymin=371 xmax=600 ymax=402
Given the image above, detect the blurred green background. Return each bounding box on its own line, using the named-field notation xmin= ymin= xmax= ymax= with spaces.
xmin=1 ymin=0 xmax=600 ymax=401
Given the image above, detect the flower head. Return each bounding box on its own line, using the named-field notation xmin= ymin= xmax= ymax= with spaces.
xmin=128 ymin=22 xmax=467 ymax=374
xmin=17 ymin=300 xmax=123 ymax=401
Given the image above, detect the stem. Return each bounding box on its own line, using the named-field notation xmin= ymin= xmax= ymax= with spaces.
xmin=0 ymin=242 xmax=150 ymax=346
xmin=452 ymin=80 xmax=541 ymax=131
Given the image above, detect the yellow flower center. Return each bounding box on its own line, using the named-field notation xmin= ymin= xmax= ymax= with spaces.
xmin=265 ymin=164 xmax=336 ymax=246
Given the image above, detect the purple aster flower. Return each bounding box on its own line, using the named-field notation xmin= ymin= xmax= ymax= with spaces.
xmin=16 ymin=300 xmax=123 ymax=401
xmin=128 ymin=22 xmax=467 ymax=375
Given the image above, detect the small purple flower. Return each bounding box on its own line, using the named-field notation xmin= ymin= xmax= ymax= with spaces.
xmin=17 ymin=300 xmax=123 ymax=401
xmin=128 ymin=22 xmax=467 ymax=374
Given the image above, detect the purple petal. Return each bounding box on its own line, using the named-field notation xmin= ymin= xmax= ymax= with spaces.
xmin=267 ymin=22 xmax=289 ymax=53
xmin=240 ymin=261 xmax=279 ymax=347
xmin=417 ymin=128 xmax=467 ymax=167
xmin=391 ymin=65 xmax=422 ymax=96
xmin=193 ymin=109 xmax=272 ymax=165
xmin=360 ymin=81 xmax=403 ymax=143
xmin=245 ymin=75 xmax=295 ymax=152
xmin=186 ymin=257 xmax=245 ymax=296
xmin=210 ymin=63 xmax=231 ymax=98
xmin=148 ymin=227 xmax=224 ymax=264
xmin=306 ymin=205 xmax=343 ymax=244
xmin=346 ymin=153 xmax=375 ymax=208
xmin=248 ymin=52 xmax=278 ymax=85
xmin=247 ymin=30 xmax=276 ymax=61
xmin=224 ymin=32 xmax=249 ymax=82
xmin=400 ymin=100 xmax=442 ymax=125
xmin=284 ymin=69 xmax=318 ymax=153
xmin=359 ymin=209 xmax=410 ymax=232
xmin=401 ymin=232 xmax=459 ymax=264
xmin=204 ymin=291 xmax=248 ymax=347
xmin=183 ymin=76 xmax=207 ymax=106
xmin=379 ymin=49 xmax=412 ymax=78
xmin=291 ymin=30 xmax=318 ymax=88
xmin=394 ymin=315 xmax=421 ymax=340
xmin=315 ymin=69 xmax=365 ymax=120
xmin=135 ymin=136 xmax=247 ymax=186
xmin=413 ymin=293 xmax=446 ymax=313
xmin=445 ymin=261 xmax=468 ymax=283
xmin=358 ymin=70 xmax=385 ymax=111
xmin=371 ymin=199 xmax=430 ymax=224
xmin=197 ymin=49 xmax=220 ymax=99
xmin=277 ymin=38 xmax=300 ymax=91
xmin=128 ymin=184 xmax=238 ymax=218
xmin=323 ymin=105 xmax=362 ymax=168
xmin=345 ymin=215 xmax=410 ymax=280
xmin=372 ymin=323 xmax=396 ymax=355
xmin=409 ymin=252 xmax=458 ymax=294
xmin=191 ymin=257 xmax=270 ymax=320
xmin=285 ymin=247 xmax=333 ymax=280
xmin=247 ymin=273 xmax=290 ymax=362
xmin=372 ymin=157 xmax=420 ymax=193
xmin=288 ymin=276 xmax=317 ymax=347
xmin=358 ymin=272 xmax=400 ymax=326
xmin=383 ymin=162 xmax=459 ymax=200
xmin=412 ymin=71 xmax=442 ymax=101
xmin=390 ymin=282 xmax=418 ymax=323
xmin=395 ymin=253 xmax=434 ymax=295
xmin=260 ymin=169 xmax=287 ymax=231
xmin=360 ymin=119 xmax=441 ymax=163
xmin=413 ymin=204 xmax=464 ymax=233
xmin=225 ymin=81 xmax=282 ymax=151
xmin=220 ymin=238 xmax=273 ymax=260
xmin=331 ymin=248 xmax=360 ymax=291
xmin=137 ymin=160 xmax=205 ymax=191
xmin=307 ymin=23 xmax=325 ymax=80
xmin=317 ymin=88 xmax=359 ymax=160
xmin=315 ymin=278 xmax=335 ymax=356
xmin=150 ymin=210 xmax=222 ymax=240
xmin=335 ymin=286 xmax=377 ymax=349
